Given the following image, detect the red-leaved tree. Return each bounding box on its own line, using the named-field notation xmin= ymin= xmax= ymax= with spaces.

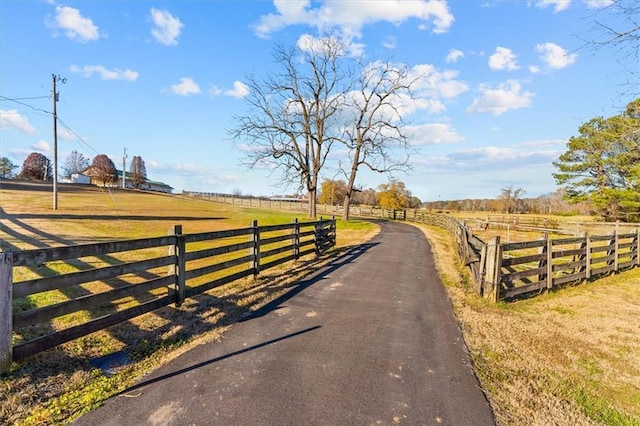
xmin=20 ymin=152 xmax=52 ymax=181
xmin=91 ymin=154 xmax=117 ymax=186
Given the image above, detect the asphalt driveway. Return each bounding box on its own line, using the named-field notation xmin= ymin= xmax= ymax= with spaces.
xmin=74 ymin=220 xmax=495 ymax=425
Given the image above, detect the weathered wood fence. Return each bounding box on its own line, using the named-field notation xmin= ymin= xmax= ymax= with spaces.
xmin=485 ymin=230 xmax=640 ymax=301
xmin=0 ymin=218 xmax=336 ymax=373
xmin=383 ymin=209 xmax=639 ymax=303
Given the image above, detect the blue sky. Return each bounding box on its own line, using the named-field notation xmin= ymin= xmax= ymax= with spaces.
xmin=1 ymin=0 xmax=637 ymax=201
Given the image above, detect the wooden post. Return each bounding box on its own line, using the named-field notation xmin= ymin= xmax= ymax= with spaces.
xmin=168 ymin=225 xmax=185 ymax=307
xmin=477 ymin=244 xmax=487 ymax=296
xmin=292 ymin=218 xmax=300 ymax=260
xmin=636 ymin=229 xmax=640 ymax=267
xmin=614 ymin=226 xmax=620 ymax=272
xmin=546 ymin=237 xmax=553 ymax=290
xmin=585 ymin=233 xmax=592 ymax=280
xmin=250 ymin=220 xmax=260 ymax=277
xmin=484 ymin=236 xmax=502 ymax=302
xmin=1 ymin=252 xmax=13 ymax=374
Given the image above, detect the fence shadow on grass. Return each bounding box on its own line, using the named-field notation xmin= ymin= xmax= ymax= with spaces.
xmin=113 ymin=242 xmax=377 ymax=394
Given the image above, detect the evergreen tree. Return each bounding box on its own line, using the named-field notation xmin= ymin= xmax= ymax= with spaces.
xmin=0 ymin=157 xmax=18 ymax=179
xmin=553 ymin=98 xmax=640 ymax=221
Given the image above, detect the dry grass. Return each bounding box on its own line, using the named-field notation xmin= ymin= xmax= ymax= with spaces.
xmin=3 ymin=184 xmax=638 ymax=425
xmin=0 ymin=182 xmax=379 ymax=425
xmin=416 ymin=223 xmax=640 ymax=426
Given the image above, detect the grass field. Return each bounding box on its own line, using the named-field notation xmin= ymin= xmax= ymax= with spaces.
xmin=0 ymin=182 xmax=378 ymax=425
xmin=1 ymin=182 xmax=639 ymax=425
xmin=417 ymin=224 xmax=640 ymax=426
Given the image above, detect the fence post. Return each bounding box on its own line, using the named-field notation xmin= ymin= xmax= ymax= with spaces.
xmin=546 ymin=237 xmax=553 ymax=290
xmin=586 ymin=233 xmax=592 ymax=280
xmin=168 ymin=225 xmax=185 ymax=307
xmin=636 ymin=229 xmax=640 ymax=267
xmin=314 ymin=219 xmax=322 ymax=256
xmin=292 ymin=218 xmax=300 ymax=260
xmin=614 ymin=226 xmax=620 ymax=272
xmin=1 ymin=252 xmax=13 ymax=374
xmin=250 ymin=220 xmax=260 ymax=277
xmin=484 ymin=236 xmax=501 ymax=302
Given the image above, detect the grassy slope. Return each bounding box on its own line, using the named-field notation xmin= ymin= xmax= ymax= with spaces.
xmin=416 ymin=224 xmax=640 ymax=426
xmin=0 ymin=182 xmax=378 ymax=425
xmin=2 ymin=183 xmax=639 ymax=425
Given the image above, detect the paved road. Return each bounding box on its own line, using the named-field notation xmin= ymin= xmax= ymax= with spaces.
xmin=74 ymin=221 xmax=495 ymax=425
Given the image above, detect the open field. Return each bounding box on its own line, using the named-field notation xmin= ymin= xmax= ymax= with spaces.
xmin=1 ymin=182 xmax=639 ymax=425
xmin=0 ymin=182 xmax=378 ymax=424
xmin=417 ymin=223 xmax=640 ymax=425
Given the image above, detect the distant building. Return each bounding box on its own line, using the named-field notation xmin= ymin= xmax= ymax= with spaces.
xmin=80 ymin=168 xmax=173 ymax=194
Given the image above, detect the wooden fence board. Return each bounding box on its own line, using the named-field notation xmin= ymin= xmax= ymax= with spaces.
xmin=11 ymin=236 xmax=175 ymax=267
xmin=13 ymin=255 xmax=175 ymax=298
xmin=1 ymin=219 xmax=336 ymax=368
xmin=13 ymin=275 xmax=174 ymax=328
xmin=185 ymin=241 xmax=254 ymax=262
xmin=13 ymin=295 xmax=174 ymax=361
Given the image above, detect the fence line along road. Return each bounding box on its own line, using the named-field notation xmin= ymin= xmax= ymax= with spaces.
xmin=381 ymin=208 xmax=640 ymax=303
xmin=0 ymin=218 xmax=336 ymax=374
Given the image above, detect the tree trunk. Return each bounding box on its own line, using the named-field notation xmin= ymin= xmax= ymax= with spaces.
xmin=342 ymin=195 xmax=351 ymax=221
xmin=342 ymin=142 xmax=362 ymax=222
xmin=308 ymin=188 xmax=317 ymax=219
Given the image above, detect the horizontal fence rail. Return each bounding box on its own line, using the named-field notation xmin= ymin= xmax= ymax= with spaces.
xmin=0 ymin=218 xmax=336 ymax=373
xmin=381 ymin=208 xmax=639 ymax=303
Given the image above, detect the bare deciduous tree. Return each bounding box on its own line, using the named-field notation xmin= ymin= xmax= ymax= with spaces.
xmin=129 ymin=155 xmax=147 ymax=189
xmin=61 ymin=150 xmax=89 ymax=178
xmin=585 ymin=0 xmax=639 ymax=95
xmin=339 ymin=60 xmax=419 ymax=220
xmin=230 ymin=37 xmax=349 ymax=218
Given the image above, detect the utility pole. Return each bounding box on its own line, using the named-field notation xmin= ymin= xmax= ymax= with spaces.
xmin=52 ymin=74 xmax=66 ymax=210
xmin=122 ymin=147 xmax=127 ymax=189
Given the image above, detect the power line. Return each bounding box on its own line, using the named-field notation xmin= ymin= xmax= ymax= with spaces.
xmin=0 ymin=46 xmax=50 ymax=74
xmin=56 ymin=118 xmax=100 ymax=155
xmin=0 ymin=95 xmax=51 ymax=115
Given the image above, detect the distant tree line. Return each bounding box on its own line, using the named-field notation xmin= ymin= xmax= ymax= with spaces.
xmin=0 ymin=151 xmax=147 ymax=188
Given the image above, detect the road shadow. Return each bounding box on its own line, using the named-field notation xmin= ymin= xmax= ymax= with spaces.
xmin=242 ymin=242 xmax=378 ymax=321
xmin=107 ymin=241 xmax=377 ymax=394
xmin=118 ymin=326 xmax=322 ymax=395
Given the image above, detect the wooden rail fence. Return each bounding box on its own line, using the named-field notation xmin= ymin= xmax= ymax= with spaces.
xmin=383 ymin=209 xmax=639 ymax=303
xmin=0 ymin=218 xmax=335 ymax=373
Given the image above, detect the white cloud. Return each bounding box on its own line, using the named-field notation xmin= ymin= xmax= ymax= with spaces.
xmin=150 ymin=8 xmax=183 ymax=46
xmin=296 ymin=33 xmax=365 ymax=58
xmin=466 ymin=80 xmax=534 ymax=115
xmin=406 ymin=123 xmax=464 ymax=145
xmin=0 ymin=109 xmax=36 ymax=133
xmin=529 ymin=65 xmax=541 ymax=74
xmin=47 ymin=6 xmax=100 ymax=42
xmin=445 ymin=49 xmax=464 ymax=63
xmin=535 ymin=42 xmax=577 ymax=69
xmin=254 ymin=0 xmax=454 ymax=38
xmin=488 ymin=47 xmax=519 ymax=71
xmin=224 ymin=81 xmax=250 ymax=99
xmin=410 ymin=64 xmax=469 ymax=99
xmin=32 ymin=140 xmax=51 ymax=154
xmin=535 ymin=0 xmax=571 ymax=13
xmin=169 ymin=77 xmax=201 ymax=96
xmin=535 ymin=0 xmax=612 ymax=12
xmin=583 ymin=0 xmax=613 ymax=8
xmin=382 ymin=36 xmax=397 ymax=49
xmin=70 ymin=65 xmax=139 ymax=81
